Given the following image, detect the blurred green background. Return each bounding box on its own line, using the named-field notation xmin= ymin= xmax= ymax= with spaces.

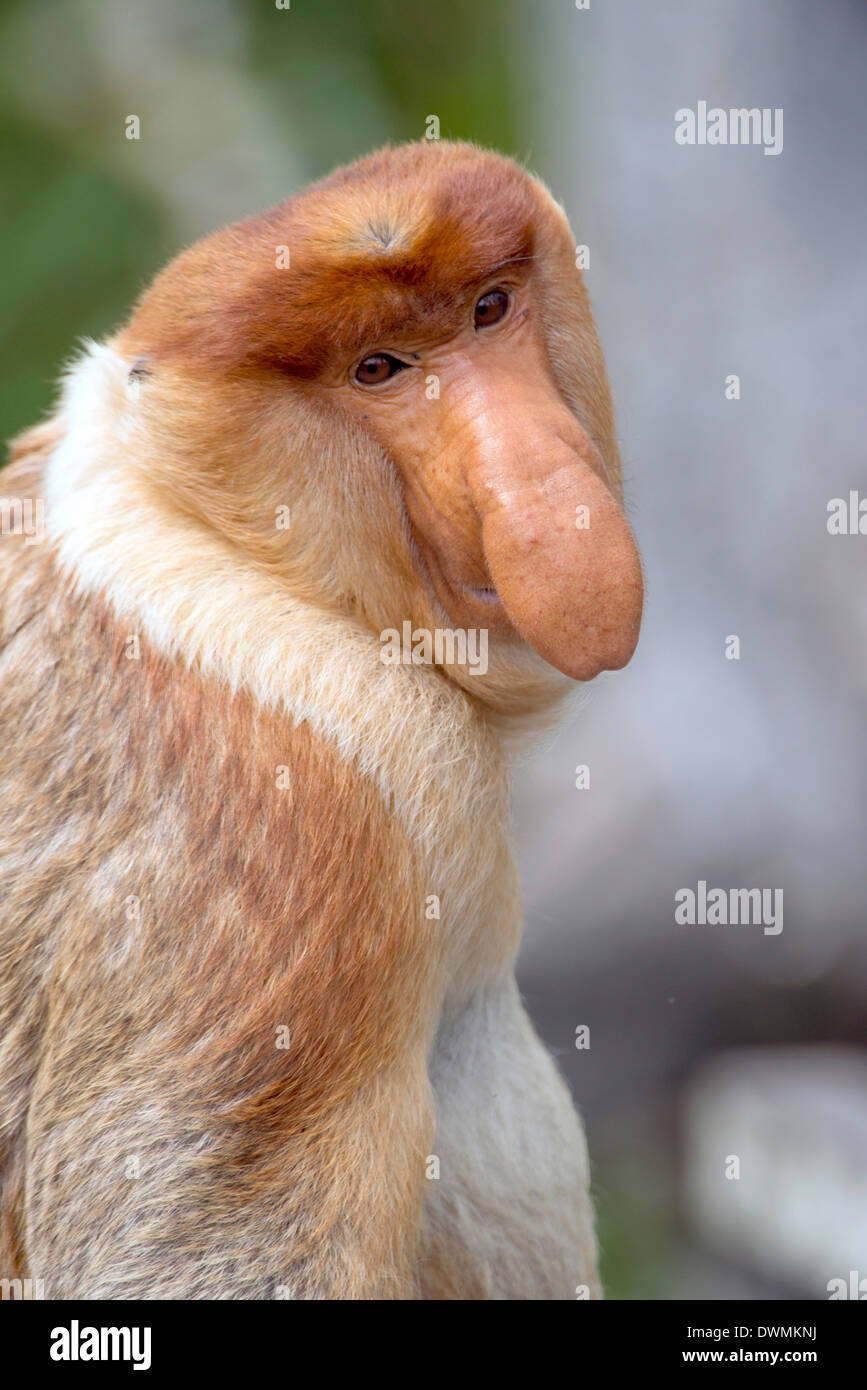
xmin=0 ymin=0 xmax=532 ymax=446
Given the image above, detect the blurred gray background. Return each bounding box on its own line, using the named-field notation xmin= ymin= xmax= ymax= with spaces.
xmin=1 ymin=0 xmax=864 ymax=1298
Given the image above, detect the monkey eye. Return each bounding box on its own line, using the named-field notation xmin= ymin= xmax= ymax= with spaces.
xmin=474 ymin=288 xmax=510 ymax=328
xmin=355 ymin=353 xmax=408 ymax=385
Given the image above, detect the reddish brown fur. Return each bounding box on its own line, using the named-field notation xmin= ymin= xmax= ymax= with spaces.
xmin=0 ymin=454 xmax=439 ymax=1296
xmin=122 ymin=145 xmax=537 ymax=379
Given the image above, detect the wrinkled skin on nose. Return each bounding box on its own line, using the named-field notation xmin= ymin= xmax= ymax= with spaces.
xmin=397 ymin=334 xmax=644 ymax=682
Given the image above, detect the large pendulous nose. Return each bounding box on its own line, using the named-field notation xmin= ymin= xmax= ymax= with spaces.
xmin=458 ymin=375 xmax=643 ymax=681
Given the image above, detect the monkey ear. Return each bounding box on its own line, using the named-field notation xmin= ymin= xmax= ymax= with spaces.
xmin=126 ymin=357 xmax=152 ymax=389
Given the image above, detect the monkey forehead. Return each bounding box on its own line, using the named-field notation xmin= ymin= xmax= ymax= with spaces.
xmin=250 ymin=158 xmax=539 ymax=374
xmin=122 ymin=143 xmax=553 ymax=380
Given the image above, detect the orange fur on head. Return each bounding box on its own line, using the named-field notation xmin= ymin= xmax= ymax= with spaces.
xmin=114 ymin=139 xmax=641 ymax=700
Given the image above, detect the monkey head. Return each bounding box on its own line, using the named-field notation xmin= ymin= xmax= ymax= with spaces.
xmin=115 ymin=141 xmax=643 ymax=710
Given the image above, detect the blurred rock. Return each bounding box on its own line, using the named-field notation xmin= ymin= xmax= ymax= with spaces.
xmin=684 ymin=1047 xmax=867 ymax=1297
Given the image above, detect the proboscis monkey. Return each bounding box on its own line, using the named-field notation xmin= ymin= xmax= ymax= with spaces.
xmin=0 ymin=141 xmax=642 ymax=1300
